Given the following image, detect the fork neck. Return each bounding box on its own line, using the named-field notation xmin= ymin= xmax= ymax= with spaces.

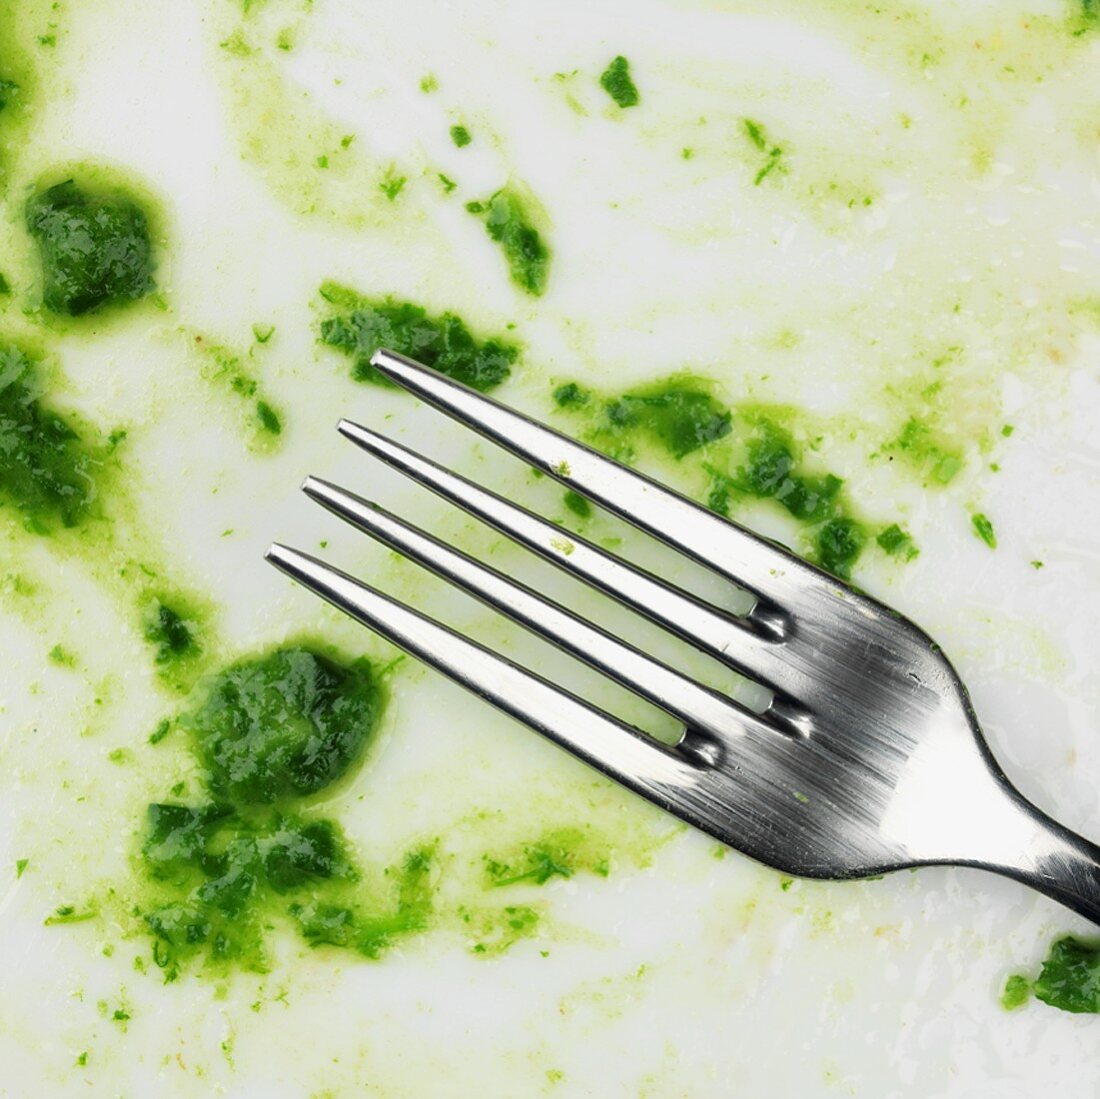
xmin=979 ymin=786 xmax=1100 ymax=927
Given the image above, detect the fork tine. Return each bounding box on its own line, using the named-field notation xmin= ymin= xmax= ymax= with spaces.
xmin=337 ymin=419 xmax=796 ymax=693
xmin=369 ymin=348 xmax=815 ymax=620
xmin=302 ymin=475 xmax=774 ymax=742
xmin=264 ymin=543 xmax=698 ymax=796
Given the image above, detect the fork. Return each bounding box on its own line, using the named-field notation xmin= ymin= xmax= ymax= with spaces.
xmin=267 ymin=348 xmax=1100 ymax=923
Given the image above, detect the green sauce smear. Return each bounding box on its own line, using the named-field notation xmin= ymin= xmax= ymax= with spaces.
xmin=318 ymin=282 xmax=517 ymax=391
xmin=484 ymin=828 xmax=611 ymax=887
xmin=138 ymin=645 xmax=415 ymax=976
xmin=1004 ymin=936 xmax=1100 ymax=1014
xmin=743 ymin=118 xmax=785 ymax=186
xmin=553 ymin=378 xmax=907 ymax=581
xmin=971 ymin=511 xmax=996 ymax=549
xmin=465 ymin=188 xmax=550 ymax=297
xmin=599 ymin=55 xmax=640 ymax=109
xmin=0 ymin=342 xmax=102 ymax=532
xmin=606 ymin=384 xmax=732 ymax=460
xmin=188 ymin=647 xmax=380 ymax=805
xmin=25 ymin=176 xmax=156 ymax=316
xmin=143 ymin=598 xmax=202 ymax=666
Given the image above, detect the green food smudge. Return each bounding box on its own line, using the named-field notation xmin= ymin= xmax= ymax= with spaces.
xmin=743 ymin=118 xmax=785 ymax=186
xmin=25 ymin=176 xmax=156 ymax=316
xmin=466 ymin=188 xmax=550 ymax=297
xmin=135 ymin=644 xmax=415 ymax=976
xmin=971 ymin=511 xmax=996 ymax=548
xmin=186 ymin=647 xmax=380 ymax=805
xmin=562 ymin=490 xmax=591 ymax=519
xmin=552 ymin=380 xmax=905 ymax=580
xmin=599 ymin=55 xmax=639 ymax=109
xmin=1007 ymin=937 xmax=1100 ymax=1014
xmin=876 ymin=523 xmax=919 ymax=561
xmin=379 ymin=170 xmax=406 ymax=201
xmin=605 ymin=382 xmax=732 ymax=460
xmin=0 ymin=343 xmax=103 ymax=533
xmin=318 ymin=282 xmax=517 ymax=391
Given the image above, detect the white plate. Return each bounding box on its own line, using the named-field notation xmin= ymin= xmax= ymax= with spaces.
xmin=2 ymin=1 xmax=1099 ymax=1095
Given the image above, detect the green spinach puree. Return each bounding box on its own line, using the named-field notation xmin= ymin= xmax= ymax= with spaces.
xmin=25 ymin=177 xmax=156 ymax=316
xmin=0 ymin=342 xmax=101 ymax=532
xmin=319 ymin=283 xmax=517 ymax=391
xmin=138 ymin=645 xmax=437 ymax=975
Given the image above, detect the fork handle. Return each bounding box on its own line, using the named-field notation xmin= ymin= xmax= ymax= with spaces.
xmin=1000 ymin=795 xmax=1100 ymax=926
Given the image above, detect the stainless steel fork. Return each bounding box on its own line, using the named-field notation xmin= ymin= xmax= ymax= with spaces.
xmin=267 ymin=348 xmax=1100 ymax=923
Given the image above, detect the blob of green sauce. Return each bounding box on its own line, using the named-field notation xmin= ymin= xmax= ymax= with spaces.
xmin=186 ymin=646 xmax=380 ymax=804
xmin=138 ymin=644 xmax=415 ymax=976
xmin=599 ymin=55 xmax=640 ymax=109
xmin=605 ymin=384 xmax=732 ymax=460
xmin=318 ymin=282 xmax=518 ymax=391
xmin=143 ymin=597 xmax=203 ymax=667
xmin=1004 ymin=936 xmax=1100 ymax=1014
xmin=465 ymin=188 xmax=550 ymax=297
xmin=25 ymin=177 xmax=156 ymax=316
xmin=0 ymin=342 xmax=101 ymax=532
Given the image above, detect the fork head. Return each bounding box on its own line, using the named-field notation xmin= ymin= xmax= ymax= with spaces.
xmin=267 ymin=349 xmax=1100 ymax=915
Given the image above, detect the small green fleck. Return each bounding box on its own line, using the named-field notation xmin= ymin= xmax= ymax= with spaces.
xmin=0 ymin=273 xmax=10 ymax=294
xmin=48 ymin=643 xmax=76 ymax=667
xmin=744 ymin=119 xmax=768 ymax=151
xmin=563 ymin=490 xmax=591 ymax=519
xmin=553 ymin=382 xmax=590 ymax=409
xmin=252 ymin=323 xmax=275 ymax=344
xmin=437 ymin=173 xmax=457 ymax=194
xmin=681 ymin=147 xmax=694 ymax=160
xmin=143 ymin=598 xmax=202 ymax=667
xmin=149 ymin=719 xmax=171 ymax=745
xmin=315 ymin=154 xmax=328 ymax=169
xmin=1030 ymin=560 xmax=1044 ymax=570
xmin=340 ymin=134 xmax=354 ymax=149
xmin=815 ymin=518 xmax=866 ymax=579
xmin=379 ymin=171 xmax=407 ymax=202
xmin=1001 ymin=973 xmax=1031 ymax=1010
xmin=971 ymin=512 xmax=997 ymax=549
xmin=742 ymin=119 xmax=784 ymax=186
xmin=419 ymin=74 xmax=438 ymax=93
xmin=876 ymin=523 xmax=919 ymax=561
xmin=1001 ymin=424 xmax=1015 ymax=437
xmin=779 ymin=877 xmax=793 ymax=891
xmin=45 ymin=904 xmax=96 ymax=926
xmin=15 ymin=859 xmax=28 ymax=879
xmin=256 ymin=400 xmax=282 ymax=436
xmin=599 ymin=56 xmax=640 ymax=109
xmin=76 ymin=1052 xmax=87 ymax=1067
xmin=449 ymin=125 xmax=471 ymax=148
